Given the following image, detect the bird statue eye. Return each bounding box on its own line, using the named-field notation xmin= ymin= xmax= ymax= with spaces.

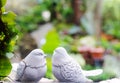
xmin=39 ymin=53 xmax=43 ymax=55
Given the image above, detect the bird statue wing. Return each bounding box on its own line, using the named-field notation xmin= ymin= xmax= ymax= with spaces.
xmin=60 ymin=60 xmax=85 ymax=82
xmin=16 ymin=61 xmax=26 ymax=81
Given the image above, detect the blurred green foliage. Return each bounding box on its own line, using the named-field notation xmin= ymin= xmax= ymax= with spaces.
xmin=38 ymin=0 xmax=73 ymax=22
xmin=102 ymin=0 xmax=120 ymax=39
xmin=89 ymin=71 xmax=116 ymax=82
xmin=16 ymin=6 xmax=44 ymax=32
xmin=55 ymin=22 xmax=72 ymax=31
xmin=0 ymin=0 xmax=18 ymax=80
xmin=0 ymin=0 xmax=18 ymax=55
xmin=112 ymin=43 xmax=120 ymax=52
xmin=0 ymin=56 xmax=12 ymax=80
xmin=0 ymin=0 xmax=7 ymax=7
xmin=101 ymin=38 xmax=120 ymax=54
xmin=103 ymin=21 xmax=120 ymax=39
xmin=45 ymin=57 xmax=54 ymax=79
xmin=83 ymin=64 xmax=95 ymax=70
xmin=16 ymin=0 xmax=74 ymax=33
xmin=41 ymin=28 xmax=61 ymax=54
xmin=101 ymin=38 xmax=110 ymax=49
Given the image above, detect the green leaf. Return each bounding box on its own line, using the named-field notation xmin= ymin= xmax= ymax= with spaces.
xmin=1 ymin=7 xmax=5 ymax=12
xmin=41 ymin=28 xmax=61 ymax=54
xmin=1 ymin=11 xmax=16 ymax=25
xmin=0 ymin=0 xmax=7 ymax=7
xmin=45 ymin=57 xmax=54 ymax=79
xmin=0 ymin=56 xmax=12 ymax=80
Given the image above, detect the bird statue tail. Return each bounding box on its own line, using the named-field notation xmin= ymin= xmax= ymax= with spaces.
xmin=82 ymin=69 xmax=103 ymax=77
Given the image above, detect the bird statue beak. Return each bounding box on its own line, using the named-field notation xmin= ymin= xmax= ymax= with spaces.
xmin=55 ymin=50 xmax=60 ymax=54
xmin=55 ymin=50 xmax=63 ymax=55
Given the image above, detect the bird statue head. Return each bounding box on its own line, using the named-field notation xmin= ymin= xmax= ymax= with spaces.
xmin=30 ymin=49 xmax=45 ymax=57
xmin=24 ymin=49 xmax=46 ymax=66
xmin=52 ymin=47 xmax=69 ymax=64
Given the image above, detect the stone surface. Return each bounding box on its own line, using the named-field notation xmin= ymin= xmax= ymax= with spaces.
xmin=99 ymin=78 xmax=120 ymax=83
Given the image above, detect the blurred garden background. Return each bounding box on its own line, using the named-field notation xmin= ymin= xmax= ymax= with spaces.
xmin=0 ymin=0 xmax=120 ymax=82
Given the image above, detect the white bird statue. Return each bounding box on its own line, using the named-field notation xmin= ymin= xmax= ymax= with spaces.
xmin=15 ymin=49 xmax=47 ymax=82
xmin=52 ymin=47 xmax=103 ymax=83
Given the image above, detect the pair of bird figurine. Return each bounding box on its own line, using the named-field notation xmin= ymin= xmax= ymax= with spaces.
xmin=13 ymin=47 xmax=102 ymax=83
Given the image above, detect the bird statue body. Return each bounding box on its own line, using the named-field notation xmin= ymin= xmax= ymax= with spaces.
xmin=15 ymin=49 xmax=47 ymax=82
xmin=52 ymin=47 xmax=93 ymax=83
